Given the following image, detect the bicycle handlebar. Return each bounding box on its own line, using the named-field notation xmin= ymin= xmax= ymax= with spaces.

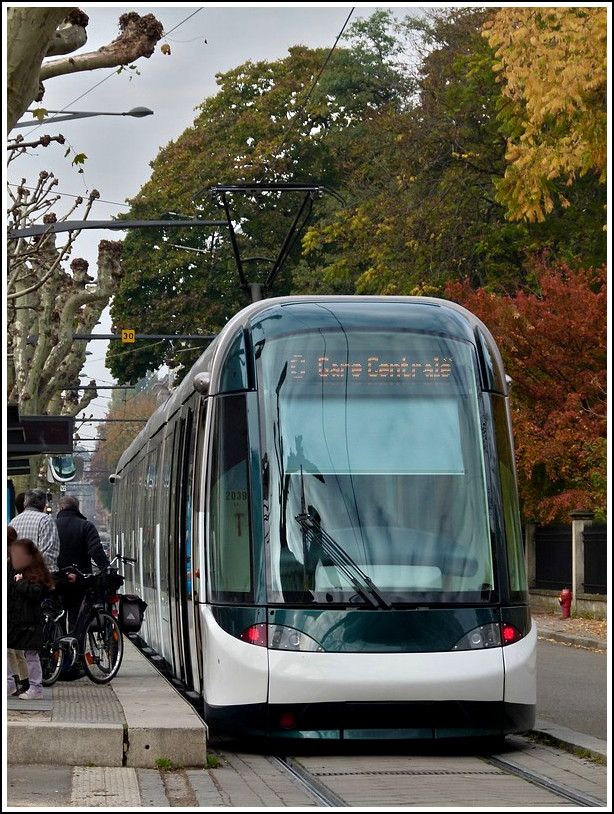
xmin=59 ymin=554 xmax=136 ymax=580
xmin=110 ymin=553 xmax=136 ymax=567
xmin=58 ymin=564 xmax=93 ymax=580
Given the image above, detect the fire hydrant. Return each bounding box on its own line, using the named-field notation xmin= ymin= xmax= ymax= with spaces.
xmin=558 ymin=587 xmax=572 ymax=618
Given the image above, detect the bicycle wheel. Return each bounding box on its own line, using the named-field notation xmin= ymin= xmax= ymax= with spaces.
xmin=81 ymin=611 xmax=123 ymax=684
xmin=40 ymin=618 xmax=65 ymax=686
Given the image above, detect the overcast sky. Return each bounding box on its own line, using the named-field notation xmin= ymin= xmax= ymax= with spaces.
xmin=6 ymin=3 xmax=427 ymax=442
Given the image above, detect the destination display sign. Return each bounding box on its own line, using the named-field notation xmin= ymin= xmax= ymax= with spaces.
xmin=289 ymin=353 xmax=454 ymax=383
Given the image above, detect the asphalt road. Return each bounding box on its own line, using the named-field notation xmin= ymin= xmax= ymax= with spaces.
xmin=536 ymin=639 xmax=608 ymax=739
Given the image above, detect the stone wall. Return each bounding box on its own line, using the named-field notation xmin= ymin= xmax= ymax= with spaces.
xmin=529 ymin=589 xmax=607 ymax=619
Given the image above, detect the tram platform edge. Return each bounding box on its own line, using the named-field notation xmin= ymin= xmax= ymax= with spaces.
xmin=5 ymin=638 xmax=208 ymax=769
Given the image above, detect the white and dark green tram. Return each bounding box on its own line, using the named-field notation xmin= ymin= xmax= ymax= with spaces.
xmin=111 ymin=296 xmax=536 ymax=740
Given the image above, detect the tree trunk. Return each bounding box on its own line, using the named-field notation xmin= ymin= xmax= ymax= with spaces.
xmin=6 ymin=7 xmax=72 ymax=133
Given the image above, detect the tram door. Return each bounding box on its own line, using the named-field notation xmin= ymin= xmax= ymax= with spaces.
xmin=181 ymin=400 xmax=206 ymax=694
xmin=167 ymin=421 xmax=188 ymax=684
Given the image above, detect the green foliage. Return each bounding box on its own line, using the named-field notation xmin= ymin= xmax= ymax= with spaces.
xmin=108 ymin=17 xmax=411 ymax=384
xmin=89 ymin=380 xmax=159 ymax=508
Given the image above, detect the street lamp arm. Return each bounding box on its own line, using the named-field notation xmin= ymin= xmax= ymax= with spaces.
xmin=12 ymin=107 xmax=154 ymax=128
xmin=9 ymin=218 xmax=227 ymax=239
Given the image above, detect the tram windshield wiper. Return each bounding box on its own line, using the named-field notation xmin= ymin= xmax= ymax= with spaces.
xmin=294 ymin=512 xmax=391 ymax=610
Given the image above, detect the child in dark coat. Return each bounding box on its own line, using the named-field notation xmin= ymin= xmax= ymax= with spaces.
xmin=7 ymin=538 xmax=55 ymax=700
xmin=7 ymin=525 xmax=30 ymax=696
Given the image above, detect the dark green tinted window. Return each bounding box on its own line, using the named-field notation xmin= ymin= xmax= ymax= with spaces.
xmin=493 ymin=397 xmax=528 ymax=600
xmin=208 ymin=395 xmax=252 ymax=601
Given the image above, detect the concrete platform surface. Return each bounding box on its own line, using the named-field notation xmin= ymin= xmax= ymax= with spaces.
xmin=6 ymin=638 xmax=207 ymax=769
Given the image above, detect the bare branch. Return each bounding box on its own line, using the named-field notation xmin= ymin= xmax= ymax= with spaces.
xmin=6 ymin=133 xmax=66 ymax=151
xmin=7 ymin=258 xmax=59 ymax=301
xmin=40 ymin=13 xmax=163 ymax=82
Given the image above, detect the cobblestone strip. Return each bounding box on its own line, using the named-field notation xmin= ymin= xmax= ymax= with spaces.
xmin=71 ymin=767 xmax=141 ymax=807
xmin=210 ymin=751 xmax=319 ymax=807
xmin=160 ymin=770 xmax=200 ymax=807
xmin=136 ymin=769 xmax=170 ymax=807
xmin=185 ymin=769 xmax=227 ymax=806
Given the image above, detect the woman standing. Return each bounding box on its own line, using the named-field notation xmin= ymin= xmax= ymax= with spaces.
xmin=7 ymin=538 xmax=55 ymax=701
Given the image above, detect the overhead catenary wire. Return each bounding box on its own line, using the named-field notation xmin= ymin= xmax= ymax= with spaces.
xmin=163 ymin=8 xmax=203 ymax=38
xmin=275 ymin=7 xmax=355 ymax=156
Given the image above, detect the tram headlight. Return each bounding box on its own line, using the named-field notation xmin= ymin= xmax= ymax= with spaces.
xmin=452 ymin=622 xmax=523 ymax=651
xmin=239 ymin=624 xmax=325 ymax=652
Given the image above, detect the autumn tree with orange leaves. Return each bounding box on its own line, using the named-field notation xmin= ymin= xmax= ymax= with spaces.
xmin=89 ymin=387 xmax=158 ymax=509
xmin=446 ymin=258 xmax=606 ymax=523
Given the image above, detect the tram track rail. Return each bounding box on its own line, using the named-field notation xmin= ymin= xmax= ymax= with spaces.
xmin=273 ymin=756 xmax=346 ymax=807
xmin=482 ymin=754 xmax=606 ymax=808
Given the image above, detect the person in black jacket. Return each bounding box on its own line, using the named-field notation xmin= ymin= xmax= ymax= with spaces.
xmin=56 ymin=496 xmax=110 ymax=575
xmin=55 ymin=496 xmax=111 ymax=630
xmin=8 ymin=538 xmax=55 ymax=700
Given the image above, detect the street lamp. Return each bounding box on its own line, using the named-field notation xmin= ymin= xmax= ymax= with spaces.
xmin=12 ymin=107 xmax=154 ymax=128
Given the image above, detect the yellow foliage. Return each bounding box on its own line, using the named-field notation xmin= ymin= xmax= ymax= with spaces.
xmin=483 ymin=7 xmax=606 ymax=223
xmin=409 ymin=282 xmax=440 ymax=297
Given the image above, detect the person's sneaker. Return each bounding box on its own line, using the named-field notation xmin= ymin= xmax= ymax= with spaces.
xmin=8 ymin=678 xmax=30 ymax=696
xmin=19 ymin=689 xmax=44 ymax=701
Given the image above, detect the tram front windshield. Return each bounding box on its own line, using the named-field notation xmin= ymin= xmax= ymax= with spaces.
xmin=259 ymin=329 xmax=495 ymax=605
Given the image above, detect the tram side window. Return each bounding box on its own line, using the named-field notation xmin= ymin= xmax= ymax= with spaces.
xmin=209 ymin=395 xmax=252 ymax=601
xmin=158 ymin=435 xmax=173 ymax=598
xmin=493 ymin=398 xmax=528 ymax=600
xmin=144 ymin=448 xmax=159 ymax=592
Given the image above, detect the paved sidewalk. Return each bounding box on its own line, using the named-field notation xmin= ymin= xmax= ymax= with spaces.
xmin=6 ymin=757 xmax=320 ymax=808
xmin=532 ymin=611 xmax=608 ymax=652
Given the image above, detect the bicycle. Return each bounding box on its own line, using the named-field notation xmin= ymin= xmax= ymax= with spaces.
xmin=51 ymin=554 xmax=135 ymax=685
xmin=40 ymin=597 xmax=67 ymax=687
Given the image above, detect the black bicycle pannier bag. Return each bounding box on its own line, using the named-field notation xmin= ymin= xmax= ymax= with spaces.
xmin=119 ymin=594 xmax=147 ymax=633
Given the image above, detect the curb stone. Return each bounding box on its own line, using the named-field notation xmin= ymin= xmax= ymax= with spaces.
xmin=530 ymin=719 xmax=608 ymax=763
xmin=537 ymin=631 xmax=607 ymax=651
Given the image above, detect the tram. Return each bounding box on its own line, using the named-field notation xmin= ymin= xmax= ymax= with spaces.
xmin=111 ymin=296 xmax=536 ymax=739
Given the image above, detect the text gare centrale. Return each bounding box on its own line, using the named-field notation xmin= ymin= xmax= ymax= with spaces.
xmin=290 ymin=354 xmax=454 ymax=381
